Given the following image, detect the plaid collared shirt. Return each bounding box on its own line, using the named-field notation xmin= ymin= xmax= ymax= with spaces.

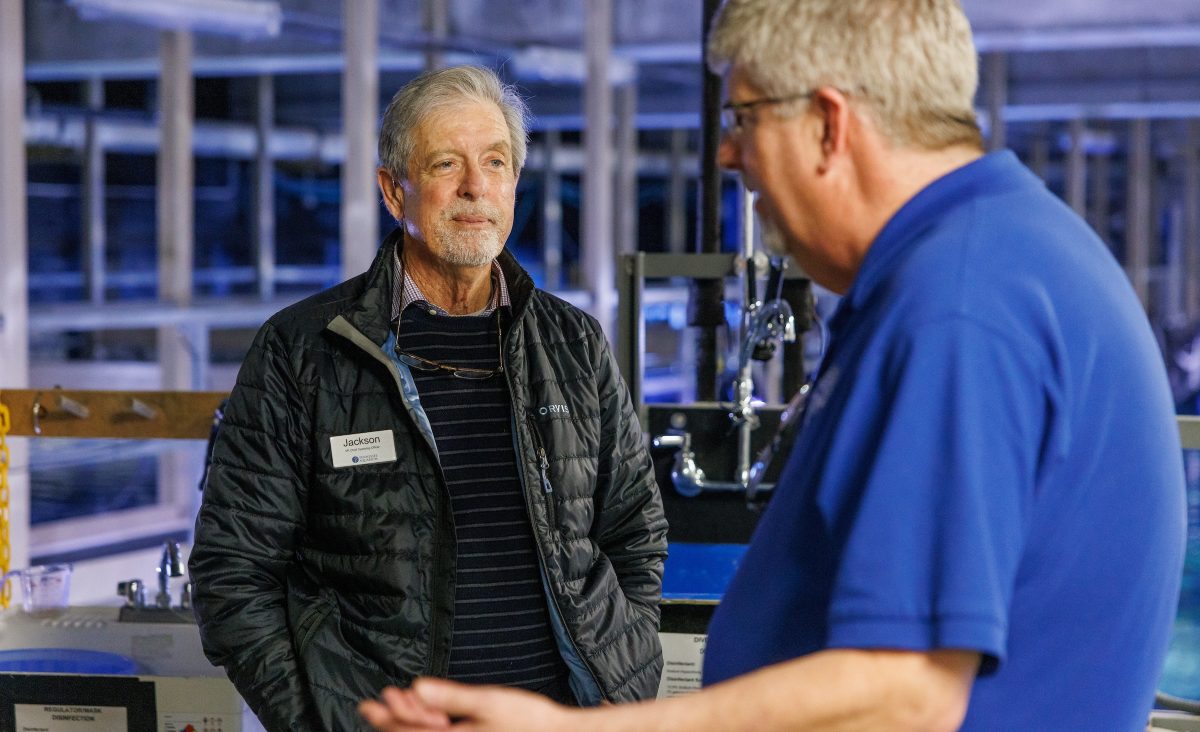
xmin=390 ymin=249 xmax=511 ymax=321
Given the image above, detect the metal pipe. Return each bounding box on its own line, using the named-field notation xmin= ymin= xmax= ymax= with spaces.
xmin=157 ymin=30 xmax=194 ymax=311
xmin=1066 ymin=118 xmax=1087 ymax=214
xmin=340 ymin=0 xmax=379 ymax=281
xmin=583 ymin=0 xmax=615 ymax=338
xmin=667 ymin=128 xmax=687 ymax=253
xmin=651 ymin=433 xmax=774 ymax=497
xmin=1087 ymin=133 xmax=1111 ymax=246
xmin=254 ymin=74 xmax=276 ymax=300
xmin=83 ymin=76 xmax=106 ymax=305
xmin=156 ymin=29 xmax=204 ymax=524
xmin=1185 ymin=120 xmax=1200 ymax=322
xmin=731 ymin=185 xmax=759 ymax=489
xmin=25 ymin=110 xmax=704 ymax=170
xmin=422 ymin=0 xmax=448 ymax=71
xmin=1127 ymin=118 xmax=1152 ymax=307
xmin=156 ymin=28 xmax=196 ymax=392
xmin=21 ymin=24 xmax=1200 ymax=83
xmin=541 ymin=128 xmax=563 ymax=289
xmin=691 ymin=0 xmax=725 ymax=402
xmin=23 ymin=103 xmax=1200 ymax=163
xmin=616 ymin=253 xmax=645 ymax=410
xmin=780 ymin=277 xmax=811 ymax=398
xmin=1029 ymin=125 xmax=1050 ymax=180
xmin=616 ymin=81 xmax=638 ymax=258
xmin=985 ymin=52 xmax=1007 ymax=151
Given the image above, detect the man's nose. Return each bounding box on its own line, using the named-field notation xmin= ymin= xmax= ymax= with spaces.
xmin=458 ymin=161 xmax=487 ymax=199
xmin=717 ymin=134 xmax=741 ymax=171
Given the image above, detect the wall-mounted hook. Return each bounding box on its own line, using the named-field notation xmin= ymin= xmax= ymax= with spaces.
xmin=55 ymin=393 xmax=90 ymax=420
xmin=128 ymin=398 xmax=158 ymax=420
xmin=31 ymin=390 xmax=91 ymax=434
xmin=31 ymin=391 xmax=45 ymax=435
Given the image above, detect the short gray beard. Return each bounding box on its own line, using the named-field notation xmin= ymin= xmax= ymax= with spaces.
xmin=438 ymin=228 xmax=504 ymax=267
xmin=430 ymin=201 xmax=507 ymax=266
xmin=759 ymin=215 xmax=793 ymax=260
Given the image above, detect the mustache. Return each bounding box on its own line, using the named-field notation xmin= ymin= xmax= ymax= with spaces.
xmin=443 ymin=202 xmax=502 ymax=221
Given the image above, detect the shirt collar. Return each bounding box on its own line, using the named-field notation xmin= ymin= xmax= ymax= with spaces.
xmin=842 ymin=150 xmax=1033 ymax=313
xmin=391 ymin=249 xmax=511 ymax=320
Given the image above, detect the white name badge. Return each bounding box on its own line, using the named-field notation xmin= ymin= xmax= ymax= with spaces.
xmin=330 ymin=429 xmax=397 ymax=468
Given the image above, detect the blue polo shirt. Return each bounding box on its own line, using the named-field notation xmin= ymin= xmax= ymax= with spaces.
xmin=702 ymin=152 xmax=1186 ymax=731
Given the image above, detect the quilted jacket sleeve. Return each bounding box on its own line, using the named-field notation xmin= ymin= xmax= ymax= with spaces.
xmin=188 ymin=321 xmax=323 ymax=731
xmin=590 ymin=327 xmax=669 ymax=620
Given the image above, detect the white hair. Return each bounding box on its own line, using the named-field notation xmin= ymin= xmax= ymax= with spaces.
xmin=379 ymin=65 xmax=531 ymax=181
xmin=708 ymin=0 xmax=983 ymax=150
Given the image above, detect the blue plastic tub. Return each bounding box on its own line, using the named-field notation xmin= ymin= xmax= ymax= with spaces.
xmin=0 ymin=648 xmax=139 ymax=675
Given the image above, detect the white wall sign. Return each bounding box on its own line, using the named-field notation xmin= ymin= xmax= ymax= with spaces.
xmin=657 ymin=632 xmax=707 ymax=698
xmin=15 ymin=704 xmax=128 ymax=732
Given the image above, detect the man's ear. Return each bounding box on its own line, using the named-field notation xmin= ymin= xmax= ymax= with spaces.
xmin=812 ymin=87 xmax=852 ymax=173
xmin=377 ymin=168 xmax=405 ymax=221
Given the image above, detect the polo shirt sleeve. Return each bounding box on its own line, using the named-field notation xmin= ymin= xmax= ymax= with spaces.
xmin=821 ymin=315 xmax=1046 ymax=671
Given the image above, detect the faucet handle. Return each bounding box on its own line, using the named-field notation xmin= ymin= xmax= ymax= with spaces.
xmin=155 ymin=540 xmax=184 ymax=609
xmin=654 ymin=431 xmax=695 ymax=452
xmin=162 ymin=540 xmax=184 ymax=578
xmin=117 ymin=579 xmax=146 ymax=608
xmin=652 ymin=434 xmax=685 ymax=449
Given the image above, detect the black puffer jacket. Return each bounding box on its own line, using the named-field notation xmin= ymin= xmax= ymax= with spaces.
xmin=189 ymin=232 xmax=668 ymax=731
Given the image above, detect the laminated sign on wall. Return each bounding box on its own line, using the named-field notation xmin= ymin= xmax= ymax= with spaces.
xmin=657 ymin=633 xmax=706 ymax=698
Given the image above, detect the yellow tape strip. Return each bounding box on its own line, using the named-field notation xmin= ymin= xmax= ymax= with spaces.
xmin=0 ymin=396 xmax=10 ymax=609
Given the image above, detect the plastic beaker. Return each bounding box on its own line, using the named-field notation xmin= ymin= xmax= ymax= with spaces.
xmin=1 ymin=563 xmax=73 ymax=615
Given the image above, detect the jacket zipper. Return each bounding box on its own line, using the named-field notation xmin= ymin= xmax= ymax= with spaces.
xmin=294 ymin=598 xmax=334 ymax=655
xmin=509 ymin=406 xmax=605 ymax=701
xmin=326 ymin=316 xmax=454 ymax=677
xmin=526 ymin=416 xmax=557 ymax=531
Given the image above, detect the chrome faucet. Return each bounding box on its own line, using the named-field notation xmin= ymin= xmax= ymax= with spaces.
xmin=117 ymin=578 xmax=147 ymax=608
xmin=156 ymin=540 xmax=184 ymax=609
xmin=653 ymin=187 xmax=797 ymax=500
xmin=652 ymin=432 xmax=706 ymax=497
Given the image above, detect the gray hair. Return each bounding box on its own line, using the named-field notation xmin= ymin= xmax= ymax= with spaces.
xmin=378 ymin=65 xmax=531 ymax=181
xmin=707 ymin=0 xmax=982 ymax=151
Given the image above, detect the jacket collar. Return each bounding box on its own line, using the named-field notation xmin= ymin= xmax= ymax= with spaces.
xmin=336 ymin=228 xmax=537 ymax=347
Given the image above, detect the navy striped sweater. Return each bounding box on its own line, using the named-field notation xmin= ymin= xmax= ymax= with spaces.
xmin=396 ymin=306 xmax=569 ymax=692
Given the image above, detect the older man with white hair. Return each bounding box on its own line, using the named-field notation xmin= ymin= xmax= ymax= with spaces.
xmin=190 ymin=65 xmax=667 ymax=731
xmin=360 ymin=2 xmax=1185 ymax=731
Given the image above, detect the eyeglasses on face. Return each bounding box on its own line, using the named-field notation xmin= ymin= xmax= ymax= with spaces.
xmin=393 ymin=309 xmax=505 ymax=380
xmin=721 ymin=91 xmax=816 ymax=138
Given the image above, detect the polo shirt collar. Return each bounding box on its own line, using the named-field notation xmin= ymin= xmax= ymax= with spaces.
xmin=842 ymin=150 xmax=1034 ymax=313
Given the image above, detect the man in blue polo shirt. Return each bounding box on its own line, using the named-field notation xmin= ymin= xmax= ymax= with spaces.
xmin=360 ymin=1 xmax=1187 ymax=730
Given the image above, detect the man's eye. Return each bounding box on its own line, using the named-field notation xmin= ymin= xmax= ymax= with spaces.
xmin=488 ymin=158 xmax=507 ymax=168
xmin=434 ymin=160 xmax=454 ymax=170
